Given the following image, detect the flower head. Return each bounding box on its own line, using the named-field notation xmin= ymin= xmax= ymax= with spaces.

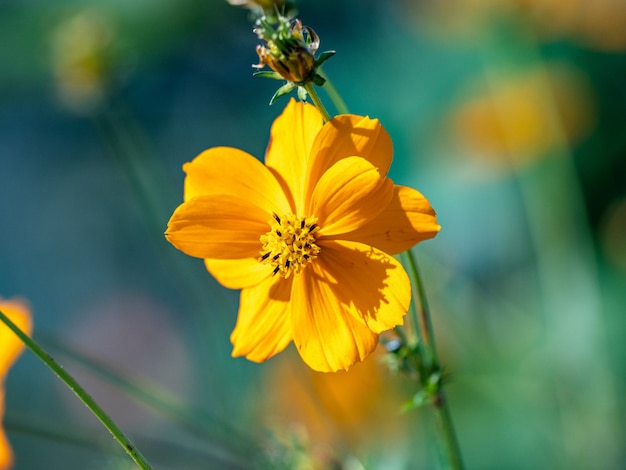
xmin=0 ymin=299 xmax=32 ymax=469
xmin=254 ymin=17 xmax=319 ymax=84
xmin=252 ymin=14 xmax=335 ymax=105
xmin=166 ymin=99 xmax=440 ymax=372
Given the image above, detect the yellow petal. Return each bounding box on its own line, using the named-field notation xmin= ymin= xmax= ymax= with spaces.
xmin=0 ymin=394 xmax=12 ymax=470
xmin=231 ymin=276 xmax=293 ymax=362
xmin=204 ymin=258 xmax=272 ymax=290
xmin=316 ymin=240 xmax=409 ymax=333
xmin=334 ymin=185 xmax=441 ymax=254
xmin=305 ymin=114 xmax=393 ymax=202
xmin=0 ymin=300 xmax=31 ymax=378
xmin=183 ymin=146 xmax=291 ymax=215
xmin=291 ymin=266 xmax=380 ymax=372
xmin=265 ymin=99 xmax=324 ymax=212
xmin=309 ymin=156 xmax=394 ymax=236
xmin=0 ymin=300 xmax=32 ymax=470
xmin=166 ymin=195 xmax=267 ymax=259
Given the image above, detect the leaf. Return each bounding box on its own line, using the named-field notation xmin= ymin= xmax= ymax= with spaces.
xmin=315 ymin=50 xmax=336 ymax=68
xmin=253 ymin=71 xmax=285 ymax=80
xmin=269 ymin=82 xmax=296 ymax=105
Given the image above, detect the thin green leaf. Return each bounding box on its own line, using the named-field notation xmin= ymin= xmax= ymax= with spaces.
xmin=269 ymin=82 xmax=296 ymax=105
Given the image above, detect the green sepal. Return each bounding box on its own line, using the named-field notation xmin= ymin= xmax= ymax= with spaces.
xmin=253 ymin=71 xmax=285 ymax=81
xmin=269 ymin=82 xmax=296 ymax=105
xmin=297 ymin=86 xmax=308 ymax=101
xmin=402 ymin=389 xmax=430 ymax=413
xmin=311 ymin=73 xmax=326 ymax=86
xmin=401 ymin=371 xmax=443 ymax=413
xmin=315 ymin=50 xmax=336 ymax=68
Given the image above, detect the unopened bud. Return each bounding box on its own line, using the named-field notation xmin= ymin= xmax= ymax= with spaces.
xmin=254 ymin=17 xmax=320 ymax=84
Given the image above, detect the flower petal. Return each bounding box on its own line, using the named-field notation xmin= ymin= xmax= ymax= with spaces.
xmin=0 ymin=299 xmax=31 ymax=470
xmin=0 ymin=408 xmax=11 ymax=470
xmin=291 ymin=266 xmax=380 ymax=372
xmin=166 ymin=195 xmax=268 ymax=259
xmin=204 ymin=258 xmax=272 ymax=290
xmin=183 ymin=146 xmax=291 ymax=216
xmin=231 ymin=276 xmax=293 ymax=362
xmin=264 ymin=99 xmax=324 ymax=212
xmin=333 ymin=185 xmax=441 ymax=254
xmin=310 ymin=156 xmax=394 ymax=236
xmin=305 ymin=114 xmax=393 ymax=201
xmin=0 ymin=300 xmax=31 ymax=377
xmin=316 ymin=240 xmax=409 ymax=333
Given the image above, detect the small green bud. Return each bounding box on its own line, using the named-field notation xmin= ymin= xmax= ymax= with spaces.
xmin=254 ymin=17 xmax=319 ymax=84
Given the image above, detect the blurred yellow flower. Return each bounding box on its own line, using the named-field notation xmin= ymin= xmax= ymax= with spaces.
xmin=166 ymin=99 xmax=440 ymax=372
xmin=512 ymin=0 xmax=626 ymax=51
xmin=51 ymin=9 xmax=114 ymax=113
xmin=401 ymin=0 xmax=626 ymax=51
xmin=0 ymin=299 xmax=32 ymax=470
xmin=259 ymin=345 xmax=407 ymax=466
xmin=449 ymin=64 xmax=595 ymax=167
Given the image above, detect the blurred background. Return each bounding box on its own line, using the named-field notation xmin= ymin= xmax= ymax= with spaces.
xmin=1 ymin=0 xmax=625 ymax=468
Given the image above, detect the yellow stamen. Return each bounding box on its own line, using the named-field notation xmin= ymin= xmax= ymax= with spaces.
xmin=259 ymin=213 xmax=320 ymax=278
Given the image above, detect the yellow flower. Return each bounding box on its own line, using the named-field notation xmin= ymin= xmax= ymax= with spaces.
xmin=0 ymin=299 xmax=32 ymax=470
xmin=166 ymin=99 xmax=440 ymax=372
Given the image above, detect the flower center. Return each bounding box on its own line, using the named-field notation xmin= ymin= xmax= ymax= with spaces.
xmin=259 ymin=213 xmax=320 ymax=278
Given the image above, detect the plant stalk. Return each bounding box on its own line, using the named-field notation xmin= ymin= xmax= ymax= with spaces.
xmin=405 ymin=250 xmax=464 ymax=470
xmin=0 ymin=310 xmax=153 ymax=470
xmin=303 ymin=83 xmax=332 ymax=121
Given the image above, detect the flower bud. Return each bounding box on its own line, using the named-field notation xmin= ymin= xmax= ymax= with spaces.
xmin=254 ymin=16 xmax=320 ymax=84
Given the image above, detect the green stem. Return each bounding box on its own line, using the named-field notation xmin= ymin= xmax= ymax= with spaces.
xmin=0 ymin=310 xmax=153 ymax=470
xmin=319 ymin=71 xmax=349 ymax=114
xmin=303 ymin=83 xmax=332 ymax=121
xmin=433 ymin=391 xmax=464 ymax=470
xmin=405 ymin=249 xmax=438 ymax=368
xmin=394 ymin=325 xmax=409 ymax=345
xmin=404 ymin=250 xmax=464 ymax=470
xmin=402 ymin=252 xmax=426 ymax=352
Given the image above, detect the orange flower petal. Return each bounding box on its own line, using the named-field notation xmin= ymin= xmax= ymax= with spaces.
xmin=231 ymin=276 xmax=293 ymax=362
xmin=0 ymin=399 xmax=11 ymax=470
xmin=305 ymin=114 xmax=393 ymax=202
xmin=264 ymin=99 xmax=324 ymax=212
xmin=204 ymin=258 xmax=272 ymax=290
xmin=0 ymin=300 xmax=32 ymax=470
xmin=291 ymin=267 xmax=380 ymax=372
xmin=0 ymin=300 xmax=31 ymax=379
xmin=166 ymin=195 xmax=268 ymax=260
xmin=316 ymin=240 xmax=409 ymax=333
xmin=332 ymin=185 xmax=441 ymax=254
xmin=310 ymin=156 xmax=394 ymax=236
xmin=183 ymin=146 xmax=291 ymax=215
